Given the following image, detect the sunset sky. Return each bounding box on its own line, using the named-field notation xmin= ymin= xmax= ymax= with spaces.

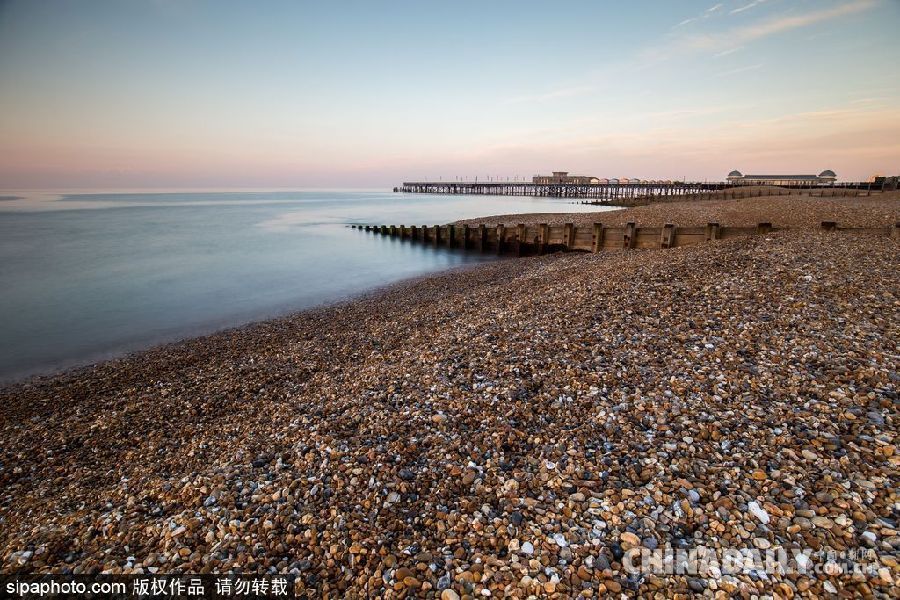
xmin=1 ymin=0 xmax=898 ymax=188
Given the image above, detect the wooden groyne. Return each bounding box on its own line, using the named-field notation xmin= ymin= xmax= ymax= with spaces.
xmin=353 ymin=221 xmax=900 ymax=256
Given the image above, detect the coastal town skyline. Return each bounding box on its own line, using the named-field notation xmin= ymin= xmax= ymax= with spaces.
xmin=1 ymin=0 xmax=899 ymax=189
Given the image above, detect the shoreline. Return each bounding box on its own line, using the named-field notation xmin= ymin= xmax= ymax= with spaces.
xmin=0 ymin=257 xmax=513 ymax=390
xmin=1 ymin=194 xmax=898 ymax=597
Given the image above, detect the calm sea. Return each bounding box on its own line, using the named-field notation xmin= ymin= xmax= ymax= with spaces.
xmin=0 ymin=190 xmax=614 ymax=382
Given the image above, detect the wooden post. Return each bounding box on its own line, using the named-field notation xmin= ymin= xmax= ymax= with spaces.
xmin=421 ymin=225 xmax=429 ymax=243
xmin=478 ymin=224 xmax=487 ymax=252
xmin=892 ymin=223 xmax=900 ymax=240
xmin=705 ymin=222 xmax=720 ymax=241
xmin=433 ymin=225 xmax=440 ymax=247
xmin=496 ymin=224 xmax=506 ymax=255
xmin=516 ymin=223 xmax=526 ymax=257
xmin=592 ymin=222 xmax=604 ymax=253
xmin=624 ymin=222 xmax=636 ymax=249
xmin=756 ymin=222 xmax=772 ymax=234
xmin=462 ymin=224 xmax=470 ymax=250
xmin=447 ymin=224 xmax=456 ymax=248
xmin=564 ymin=223 xmax=575 ymax=249
xmin=398 ymin=225 xmax=405 ymax=239
xmin=390 ymin=225 xmax=397 ymax=237
xmin=660 ymin=223 xmax=675 ymax=249
xmin=539 ymin=223 xmax=549 ymax=255
xmin=365 ymin=225 xmax=371 ymax=232
xmin=821 ymin=221 xmax=837 ymax=232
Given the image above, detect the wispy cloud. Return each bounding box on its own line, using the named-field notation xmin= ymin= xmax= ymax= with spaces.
xmin=716 ymin=63 xmax=763 ymax=77
xmin=681 ymin=0 xmax=878 ymax=52
xmin=730 ymin=0 xmax=768 ymax=15
xmin=713 ymin=46 xmax=743 ymax=58
xmin=673 ymin=2 xmax=725 ymax=28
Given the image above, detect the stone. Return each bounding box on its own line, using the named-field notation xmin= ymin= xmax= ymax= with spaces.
xmin=748 ymin=501 xmax=770 ymax=524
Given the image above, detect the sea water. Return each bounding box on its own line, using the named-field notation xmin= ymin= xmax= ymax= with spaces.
xmin=0 ymin=190 xmax=614 ymax=381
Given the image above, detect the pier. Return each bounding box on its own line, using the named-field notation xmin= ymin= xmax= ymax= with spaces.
xmin=395 ymin=180 xmax=886 ymax=202
xmin=353 ymin=221 xmax=899 ymax=256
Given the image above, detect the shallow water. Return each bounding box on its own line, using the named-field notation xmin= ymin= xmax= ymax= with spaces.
xmin=0 ymin=190 xmax=614 ymax=382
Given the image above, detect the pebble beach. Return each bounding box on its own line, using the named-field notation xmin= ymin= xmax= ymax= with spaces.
xmin=1 ymin=194 xmax=898 ymax=598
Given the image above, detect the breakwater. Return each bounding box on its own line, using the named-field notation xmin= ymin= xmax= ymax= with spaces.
xmin=353 ymin=221 xmax=899 ymax=256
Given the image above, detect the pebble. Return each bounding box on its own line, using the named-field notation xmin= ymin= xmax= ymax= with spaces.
xmin=0 ymin=214 xmax=896 ymax=600
xmin=748 ymin=501 xmax=770 ymax=525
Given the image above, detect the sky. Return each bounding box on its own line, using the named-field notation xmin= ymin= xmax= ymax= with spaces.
xmin=0 ymin=0 xmax=898 ymax=188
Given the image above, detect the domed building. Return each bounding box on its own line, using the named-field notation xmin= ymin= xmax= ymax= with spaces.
xmin=726 ymin=169 xmax=836 ymax=186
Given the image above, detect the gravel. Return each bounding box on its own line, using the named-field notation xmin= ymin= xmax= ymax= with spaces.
xmin=0 ymin=225 xmax=897 ymax=597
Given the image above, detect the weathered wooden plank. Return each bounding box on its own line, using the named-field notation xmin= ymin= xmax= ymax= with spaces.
xmin=673 ymin=233 xmax=707 ymax=246
xmin=719 ymin=227 xmax=756 ymax=239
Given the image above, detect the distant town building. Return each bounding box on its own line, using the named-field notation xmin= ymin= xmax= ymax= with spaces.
xmin=726 ymin=169 xmax=837 ymax=186
xmin=533 ymin=171 xmax=600 ymax=185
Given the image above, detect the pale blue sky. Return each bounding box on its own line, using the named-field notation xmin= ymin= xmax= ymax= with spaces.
xmin=1 ymin=0 xmax=898 ymax=187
